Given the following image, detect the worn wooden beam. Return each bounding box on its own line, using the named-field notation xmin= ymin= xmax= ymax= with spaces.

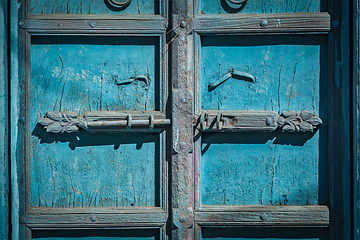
xmin=354 ymin=0 xmax=360 ymax=238
xmin=23 ymin=15 xmax=167 ymax=34
xmin=193 ymin=12 xmax=330 ymax=34
xmin=24 ymin=211 xmax=167 ymax=229
xmin=195 ymin=206 xmax=329 ymax=227
xmin=0 ymin=1 xmax=9 ymax=239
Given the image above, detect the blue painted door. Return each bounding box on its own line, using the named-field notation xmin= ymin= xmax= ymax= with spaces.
xmin=14 ymin=0 xmax=350 ymax=239
xmin=16 ymin=0 xmax=168 ymax=239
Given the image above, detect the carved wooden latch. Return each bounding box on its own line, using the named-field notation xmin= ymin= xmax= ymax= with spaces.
xmin=196 ymin=110 xmax=322 ymax=133
xmin=39 ymin=111 xmax=170 ymax=133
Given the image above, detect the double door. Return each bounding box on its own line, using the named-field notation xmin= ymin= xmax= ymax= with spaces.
xmin=14 ymin=0 xmax=350 ymax=239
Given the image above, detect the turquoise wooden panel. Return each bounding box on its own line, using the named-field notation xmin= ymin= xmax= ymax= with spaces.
xmin=200 ymin=35 xmax=327 ymax=113
xmin=32 ymin=229 xmax=159 ymax=239
xmin=30 ymin=130 xmax=160 ymax=207
xmin=29 ymin=0 xmax=159 ymax=15
xmin=31 ymin=36 xmax=159 ymax=113
xmin=201 ymin=131 xmax=328 ymax=206
xmin=200 ymin=0 xmax=325 ymax=14
xmin=201 ymin=227 xmax=327 ymax=239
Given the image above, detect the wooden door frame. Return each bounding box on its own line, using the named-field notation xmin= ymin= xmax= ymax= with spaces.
xmin=0 ymin=0 xmax=356 ymax=239
xmin=171 ymin=0 xmax=352 ymax=239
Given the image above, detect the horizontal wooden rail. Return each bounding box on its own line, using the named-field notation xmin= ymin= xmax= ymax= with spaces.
xmin=195 ymin=205 xmax=329 ymax=227
xmin=24 ymin=207 xmax=167 ymax=229
xmin=23 ymin=15 xmax=167 ymax=34
xmin=193 ymin=12 xmax=330 ymax=34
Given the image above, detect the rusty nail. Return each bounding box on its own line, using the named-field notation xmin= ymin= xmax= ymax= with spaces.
xmin=18 ymin=21 xmax=24 ymax=27
xmin=179 ymin=215 xmax=186 ymax=222
xmin=90 ymin=215 xmax=97 ymax=222
xmin=19 ymin=216 xmax=26 ymax=224
xmin=260 ymin=213 xmax=268 ymax=221
xmin=266 ymin=117 xmax=272 ymax=125
xmin=180 ymin=20 xmax=187 ymax=28
xmin=89 ymin=22 xmax=96 ymax=28
xmin=260 ymin=20 xmax=268 ymax=27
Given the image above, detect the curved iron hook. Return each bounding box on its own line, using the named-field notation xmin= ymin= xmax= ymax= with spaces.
xmin=108 ymin=0 xmax=132 ymax=7
xmin=227 ymin=0 xmax=248 ymax=4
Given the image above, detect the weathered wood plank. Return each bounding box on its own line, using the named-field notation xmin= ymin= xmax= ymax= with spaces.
xmin=193 ymin=13 xmax=330 ymax=34
xmin=28 ymin=0 xmax=159 ymax=15
xmin=0 ymin=1 xmax=9 ymax=239
xmin=27 ymin=207 xmax=164 ymax=214
xmin=355 ymin=0 xmax=360 ymax=239
xmin=24 ymin=211 xmax=167 ymax=228
xmin=328 ymin=1 xmax=351 ymax=239
xmin=23 ymin=16 xmax=167 ymax=34
xmin=199 ymin=0 xmax=324 ymax=15
xmin=195 ymin=206 xmax=329 ymax=227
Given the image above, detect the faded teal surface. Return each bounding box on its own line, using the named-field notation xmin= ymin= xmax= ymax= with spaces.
xmin=200 ymin=0 xmax=323 ymax=14
xmin=30 ymin=132 xmax=160 ymax=208
xmin=201 ymin=132 xmax=327 ymax=206
xmin=200 ymin=35 xmax=328 ymax=206
xmin=201 ymin=227 xmax=327 ymax=239
xmin=201 ymin=35 xmax=326 ymax=112
xmin=30 ymin=0 xmax=159 ymax=15
xmin=32 ymin=229 xmax=159 ymax=239
xmin=31 ymin=36 xmax=159 ymax=113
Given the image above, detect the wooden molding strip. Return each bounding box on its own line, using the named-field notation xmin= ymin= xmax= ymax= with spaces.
xmin=22 ymin=15 xmax=167 ymax=34
xmin=195 ymin=205 xmax=329 ymax=227
xmin=193 ymin=12 xmax=330 ymax=34
xmin=196 ymin=110 xmax=322 ymax=133
xmin=23 ymin=208 xmax=167 ymax=229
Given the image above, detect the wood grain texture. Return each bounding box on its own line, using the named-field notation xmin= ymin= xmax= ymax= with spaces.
xmin=0 ymin=1 xmax=9 ymax=239
xmin=195 ymin=205 xmax=329 ymax=227
xmin=30 ymin=132 xmax=161 ymax=208
xmin=29 ymin=0 xmax=158 ymax=15
xmin=24 ymin=16 xmax=167 ymax=34
xmin=200 ymin=226 xmax=328 ymax=240
xmin=199 ymin=35 xmax=326 ymax=113
xmin=355 ymin=0 xmax=360 ymax=238
xmin=30 ymin=36 xmax=160 ymax=113
xmin=196 ymin=110 xmax=322 ymax=132
xmin=193 ymin=13 xmax=330 ymax=34
xmin=200 ymin=0 xmax=324 ymax=15
xmin=24 ymin=210 xmax=167 ymax=228
xmin=200 ymin=131 xmax=326 ymax=206
xmin=31 ymin=229 xmax=160 ymax=239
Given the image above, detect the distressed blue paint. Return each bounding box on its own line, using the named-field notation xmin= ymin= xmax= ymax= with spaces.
xmin=201 ymin=227 xmax=328 ymax=239
xmin=201 ymin=35 xmax=326 ymax=113
xmin=200 ymin=0 xmax=323 ymax=14
xmin=0 ymin=0 xmax=9 ymax=239
xmin=30 ymin=0 xmax=158 ymax=15
xmin=30 ymin=132 xmax=160 ymax=207
xmin=31 ymin=36 xmax=159 ymax=113
xmin=201 ymin=132 xmax=327 ymax=206
xmin=32 ymin=229 xmax=159 ymax=239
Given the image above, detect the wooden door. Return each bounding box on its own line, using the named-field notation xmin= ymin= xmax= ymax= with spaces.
xmin=13 ymin=0 xmax=351 ymax=239
xmin=15 ymin=0 xmax=169 ymax=239
xmin=170 ymin=0 xmax=350 ymax=239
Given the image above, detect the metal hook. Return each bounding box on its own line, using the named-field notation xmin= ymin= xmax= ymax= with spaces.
xmin=228 ymin=0 xmax=248 ymax=4
xmin=108 ymin=0 xmax=132 ymax=8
